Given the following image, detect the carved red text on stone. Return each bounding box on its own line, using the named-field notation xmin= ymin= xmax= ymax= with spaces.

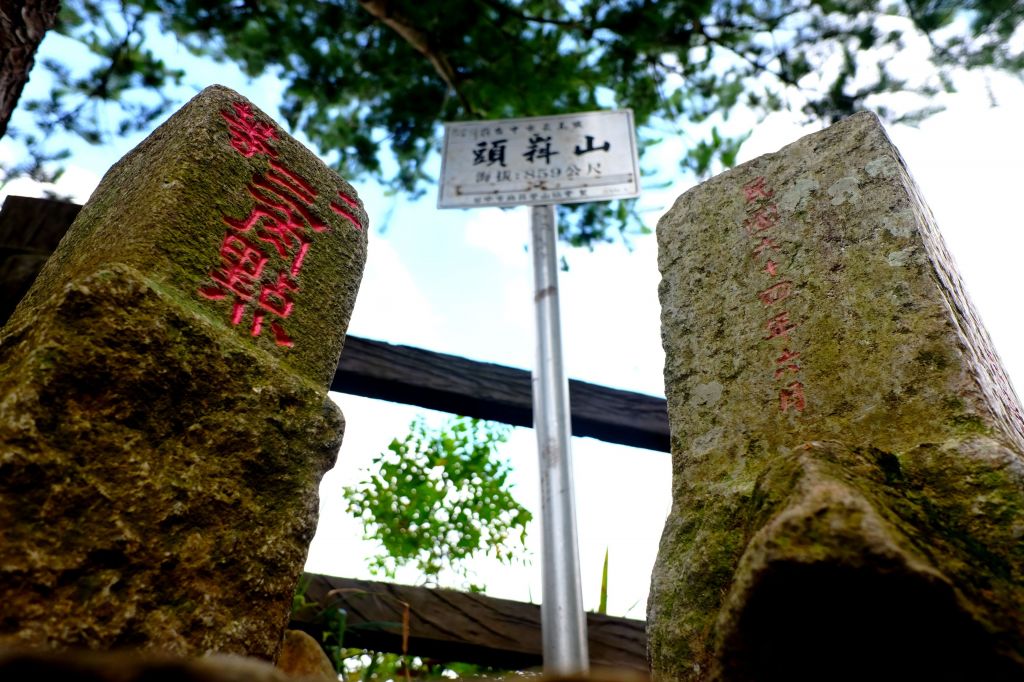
xmin=758 ymin=281 xmax=793 ymax=307
xmin=739 ymin=176 xmax=810 ymax=414
xmin=331 ymin=191 xmax=364 ymax=231
xmin=774 ymin=348 xmax=802 ymax=378
xmin=753 ymin=237 xmax=780 ymax=259
xmin=199 ymin=100 xmax=349 ymax=348
xmin=764 ymin=311 xmax=797 ymax=340
xmin=743 ymin=176 xmax=774 ymax=203
xmin=202 ymin=100 xmax=365 ymax=347
xmin=744 ymin=203 xmax=780 ymax=235
xmin=779 ymin=381 xmax=806 ymax=413
xmin=221 ymin=102 xmax=279 ymax=158
xmin=226 ymin=159 xmax=330 ymax=278
xmin=198 ymin=233 xmax=268 ymax=302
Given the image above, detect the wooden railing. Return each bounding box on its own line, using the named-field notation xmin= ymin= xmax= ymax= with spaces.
xmin=290 ymin=574 xmax=648 ymax=671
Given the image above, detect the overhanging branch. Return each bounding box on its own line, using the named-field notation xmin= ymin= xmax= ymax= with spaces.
xmin=357 ymin=0 xmax=478 ymax=116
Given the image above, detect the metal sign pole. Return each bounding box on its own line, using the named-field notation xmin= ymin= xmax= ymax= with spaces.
xmin=530 ymin=203 xmax=589 ymax=674
xmin=437 ymin=108 xmax=638 ymax=674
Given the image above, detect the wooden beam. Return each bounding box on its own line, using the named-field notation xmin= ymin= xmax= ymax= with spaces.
xmin=0 ymin=196 xmax=82 ymax=324
xmin=0 ymin=195 xmax=82 ymax=250
xmin=333 ymin=336 xmax=670 ymax=452
xmin=290 ymin=573 xmax=648 ymax=672
xmin=0 ymin=196 xmax=671 ymax=452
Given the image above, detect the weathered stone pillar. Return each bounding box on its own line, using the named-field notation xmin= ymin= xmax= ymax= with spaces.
xmin=650 ymin=112 xmax=1024 ymax=680
xmin=0 ymin=86 xmax=368 ymax=660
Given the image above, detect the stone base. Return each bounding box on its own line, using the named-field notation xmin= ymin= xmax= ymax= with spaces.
xmin=0 ymin=646 xmax=297 ymax=682
xmin=649 ymin=112 xmax=1024 ymax=680
xmin=708 ymin=440 xmax=1024 ymax=681
xmin=277 ymin=630 xmax=336 ymax=681
xmin=0 ymin=265 xmax=343 ymax=659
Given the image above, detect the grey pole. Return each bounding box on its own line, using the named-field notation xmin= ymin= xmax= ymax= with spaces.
xmin=529 ymin=203 xmax=589 ymax=674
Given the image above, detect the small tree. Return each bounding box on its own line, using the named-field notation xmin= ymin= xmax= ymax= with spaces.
xmin=320 ymin=416 xmax=531 ymax=680
xmin=344 ymin=415 xmax=532 ymax=587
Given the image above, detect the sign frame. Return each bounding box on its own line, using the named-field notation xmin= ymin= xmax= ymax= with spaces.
xmin=438 ymin=110 xmax=641 ymax=209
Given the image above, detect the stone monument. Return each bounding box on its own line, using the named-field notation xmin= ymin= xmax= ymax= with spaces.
xmin=649 ymin=112 xmax=1024 ymax=679
xmin=0 ymin=86 xmax=368 ymax=660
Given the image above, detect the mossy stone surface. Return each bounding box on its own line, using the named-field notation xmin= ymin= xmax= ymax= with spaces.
xmin=7 ymin=84 xmax=368 ymax=389
xmin=649 ymin=112 xmax=1024 ymax=680
xmin=0 ymin=644 xmax=302 ymax=681
xmin=0 ymin=266 xmax=342 ymax=658
xmin=0 ymin=86 xmax=367 ymax=660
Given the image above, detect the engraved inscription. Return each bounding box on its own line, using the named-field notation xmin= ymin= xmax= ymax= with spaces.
xmin=198 ymin=101 xmax=363 ymax=348
xmin=741 ymin=176 xmax=809 ymax=413
xmin=221 ymin=102 xmax=278 ymax=158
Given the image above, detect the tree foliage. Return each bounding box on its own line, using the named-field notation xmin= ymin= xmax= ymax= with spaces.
xmin=343 ymin=416 xmax=531 ymax=585
xmin=298 ymin=414 xmax=529 ymax=680
xmin=5 ymin=0 xmax=1024 ymax=244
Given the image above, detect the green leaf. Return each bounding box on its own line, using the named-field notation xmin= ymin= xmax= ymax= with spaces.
xmin=342 ymin=416 xmax=530 ymax=587
xmin=598 ymin=547 xmax=609 ymax=615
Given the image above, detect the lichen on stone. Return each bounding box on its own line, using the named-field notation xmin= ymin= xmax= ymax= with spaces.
xmin=0 ymin=86 xmax=367 ymax=661
xmin=649 ymin=112 xmax=1024 ymax=680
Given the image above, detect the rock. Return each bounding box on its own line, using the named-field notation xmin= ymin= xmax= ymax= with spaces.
xmin=276 ymin=630 xmax=336 ymax=680
xmin=0 ymin=86 xmax=368 ymax=660
xmin=0 ymin=646 xmax=299 ymax=681
xmin=649 ymin=112 xmax=1024 ymax=680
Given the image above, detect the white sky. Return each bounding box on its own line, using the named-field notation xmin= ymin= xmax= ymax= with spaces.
xmin=3 ymin=26 xmax=1024 ymax=621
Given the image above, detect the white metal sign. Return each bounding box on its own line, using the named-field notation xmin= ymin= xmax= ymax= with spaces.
xmin=438 ymin=110 xmax=640 ymax=209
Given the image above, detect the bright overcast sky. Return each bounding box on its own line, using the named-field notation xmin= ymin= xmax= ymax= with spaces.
xmin=3 ymin=25 xmax=1023 ymax=620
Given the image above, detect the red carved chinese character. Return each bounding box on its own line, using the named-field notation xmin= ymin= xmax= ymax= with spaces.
xmin=250 ymin=272 xmax=298 ymax=347
xmin=763 ymin=259 xmax=779 ymax=276
xmin=752 ymin=237 xmax=780 ymax=259
xmin=774 ymin=348 xmax=802 ymax=378
xmin=221 ymin=101 xmax=278 ymax=158
xmin=258 ymin=218 xmax=312 ymax=274
xmin=265 ymin=160 xmax=320 ymax=210
xmin=197 ymin=234 xmax=299 ymax=347
xmin=198 ymin=233 xmax=269 ymax=302
xmin=256 ymin=161 xmax=328 ymax=233
xmin=257 ymin=272 xmax=298 ymax=318
xmin=331 ymin=191 xmax=364 ymax=231
xmin=269 ymin=321 xmax=294 ymax=347
xmin=223 ymin=161 xmax=328 ymax=276
xmin=225 ymin=201 xmax=309 ymax=276
xmin=744 ymin=203 xmax=779 ymax=235
xmin=757 ymin=281 xmax=793 ymax=307
xmin=765 ymin=311 xmax=797 ymax=340
xmin=779 ymin=381 xmax=806 ymax=413
xmin=743 ymin=176 xmax=774 ymax=203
